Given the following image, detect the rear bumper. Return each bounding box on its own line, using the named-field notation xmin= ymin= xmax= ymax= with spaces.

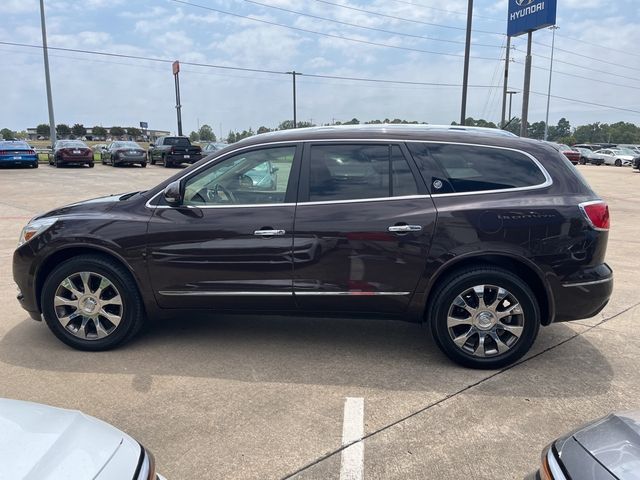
xmin=0 ymin=156 xmax=38 ymax=166
xmin=60 ymin=156 xmax=93 ymax=164
xmin=167 ymin=154 xmax=202 ymax=163
xmin=116 ymin=155 xmax=146 ymax=163
xmin=552 ymin=264 xmax=613 ymax=322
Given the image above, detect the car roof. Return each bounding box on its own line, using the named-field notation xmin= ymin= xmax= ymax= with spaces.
xmin=229 ymin=124 xmax=536 ymax=151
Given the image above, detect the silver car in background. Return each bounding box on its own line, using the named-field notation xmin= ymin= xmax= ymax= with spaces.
xmin=593 ymin=148 xmax=639 ymax=167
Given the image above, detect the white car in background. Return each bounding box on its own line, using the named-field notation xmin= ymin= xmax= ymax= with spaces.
xmin=593 ymin=148 xmax=638 ymax=166
xmin=0 ymin=398 xmax=164 ymax=480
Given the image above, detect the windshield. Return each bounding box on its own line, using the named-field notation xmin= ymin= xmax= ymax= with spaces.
xmin=1 ymin=141 xmax=29 ymax=149
xmin=57 ymin=140 xmax=86 ymax=148
xmin=113 ymin=142 xmax=140 ymax=149
xmin=164 ymin=137 xmax=190 ymax=146
xmin=616 ymin=148 xmax=636 ymax=155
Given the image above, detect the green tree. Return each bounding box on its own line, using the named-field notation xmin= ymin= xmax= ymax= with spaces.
xmin=297 ymin=121 xmax=315 ymax=128
xmin=227 ymin=131 xmax=237 ymax=143
xmin=126 ymin=127 xmax=141 ymax=138
xmin=36 ymin=124 xmax=50 ymax=137
xmin=574 ymin=123 xmax=607 ymax=144
xmin=110 ymin=126 xmax=125 ymax=138
xmin=15 ymin=130 xmax=28 ymax=139
xmin=277 ymin=120 xmax=295 ymax=130
xmin=528 ymin=121 xmax=546 ymax=139
xmin=92 ymin=126 xmax=107 ymax=138
xmin=608 ymin=122 xmax=640 ymax=143
xmin=189 ymin=131 xmax=200 ymax=142
xmin=554 ymin=118 xmax=571 ymax=139
xmin=257 ymin=126 xmax=271 ymax=134
xmin=71 ymin=123 xmax=87 ymax=138
xmin=343 ymin=118 xmax=360 ymax=125
xmin=503 ymin=117 xmax=521 ymax=136
xmin=56 ymin=124 xmax=71 ymax=138
xmin=0 ymin=128 xmax=15 ymax=139
xmin=198 ymin=124 xmax=216 ymax=141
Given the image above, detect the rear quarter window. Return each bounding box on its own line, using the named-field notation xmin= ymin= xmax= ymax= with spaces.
xmin=407 ymin=143 xmax=548 ymax=194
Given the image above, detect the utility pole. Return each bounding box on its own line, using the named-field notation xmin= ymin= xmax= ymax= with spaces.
xmin=500 ymin=36 xmax=512 ymax=128
xmin=39 ymin=0 xmax=56 ymax=146
xmin=460 ymin=0 xmax=474 ymax=125
xmin=173 ymin=61 xmax=183 ymax=136
xmin=286 ymin=71 xmax=302 ymax=128
xmin=507 ymin=90 xmax=518 ymax=122
xmin=544 ymin=26 xmax=559 ymax=140
xmin=520 ymin=31 xmax=533 ymax=137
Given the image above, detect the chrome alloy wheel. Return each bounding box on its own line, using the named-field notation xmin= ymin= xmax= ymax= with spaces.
xmin=53 ymin=272 xmax=123 ymax=340
xmin=446 ymin=284 xmax=525 ymax=358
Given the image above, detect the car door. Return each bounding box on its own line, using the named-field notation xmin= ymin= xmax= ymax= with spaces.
xmin=292 ymin=142 xmax=437 ymax=314
xmin=146 ymin=143 xmax=301 ymax=311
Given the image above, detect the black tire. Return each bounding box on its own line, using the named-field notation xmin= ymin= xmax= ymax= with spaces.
xmin=615 ymin=159 xmax=622 ymax=167
xmin=150 ymin=152 xmax=156 ymax=165
xmin=163 ymin=156 xmax=172 ymax=168
xmin=55 ymin=157 xmax=63 ymax=168
xmin=88 ymin=162 xmax=94 ymax=168
xmin=579 ymin=157 xmax=586 ymax=165
xmin=33 ymin=162 xmax=39 ymax=169
xmin=41 ymin=255 xmax=145 ymax=351
xmin=101 ymin=155 xmax=106 ymax=165
xmin=427 ymin=266 xmax=540 ymax=369
xmin=140 ymin=161 xmax=147 ymax=168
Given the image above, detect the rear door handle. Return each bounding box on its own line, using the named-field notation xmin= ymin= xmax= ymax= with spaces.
xmin=254 ymin=229 xmax=286 ymax=236
xmin=388 ymin=225 xmax=422 ymax=233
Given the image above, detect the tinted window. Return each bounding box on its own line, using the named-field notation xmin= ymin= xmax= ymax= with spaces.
xmin=407 ymin=143 xmax=546 ymax=194
xmin=164 ymin=137 xmax=190 ymax=146
xmin=183 ymin=146 xmax=295 ymax=206
xmin=308 ymin=144 xmax=418 ymax=202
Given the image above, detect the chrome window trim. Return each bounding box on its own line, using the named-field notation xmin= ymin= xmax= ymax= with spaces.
xmin=145 ymin=138 xmax=553 ymax=209
xmin=562 ymin=277 xmax=612 ymax=288
xmin=298 ymin=195 xmax=430 ymax=207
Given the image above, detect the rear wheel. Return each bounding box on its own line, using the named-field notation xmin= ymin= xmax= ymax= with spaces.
xmin=140 ymin=161 xmax=147 ymax=168
xmin=55 ymin=157 xmax=62 ymax=168
xmin=32 ymin=162 xmax=39 ymax=169
xmin=88 ymin=162 xmax=94 ymax=168
xmin=615 ymin=159 xmax=622 ymax=167
xmin=428 ymin=266 xmax=540 ymax=369
xmin=163 ymin=155 xmax=172 ymax=168
xmin=41 ymin=255 xmax=145 ymax=351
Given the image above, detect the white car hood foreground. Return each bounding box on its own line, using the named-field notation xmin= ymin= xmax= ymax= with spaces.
xmin=0 ymin=398 xmax=142 ymax=480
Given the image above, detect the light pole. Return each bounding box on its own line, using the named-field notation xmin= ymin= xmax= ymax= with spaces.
xmin=507 ymin=90 xmax=518 ymax=121
xmin=500 ymin=36 xmax=512 ymax=128
xmin=286 ymin=71 xmax=302 ymax=128
xmin=39 ymin=0 xmax=56 ymax=146
xmin=544 ymin=26 xmax=559 ymax=140
xmin=460 ymin=0 xmax=474 ymax=125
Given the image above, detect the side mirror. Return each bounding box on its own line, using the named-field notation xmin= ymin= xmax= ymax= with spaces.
xmin=163 ymin=180 xmax=183 ymax=206
xmin=149 ymin=143 xmax=154 ymax=147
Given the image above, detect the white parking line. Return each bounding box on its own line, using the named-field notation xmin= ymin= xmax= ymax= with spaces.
xmin=340 ymin=397 xmax=364 ymax=480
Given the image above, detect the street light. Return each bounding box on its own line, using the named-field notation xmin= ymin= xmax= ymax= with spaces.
xmin=544 ymin=26 xmax=559 ymax=140
xmin=39 ymin=0 xmax=56 ymax=146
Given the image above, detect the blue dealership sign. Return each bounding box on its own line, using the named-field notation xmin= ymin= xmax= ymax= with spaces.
xmin=507 ymin=0 xmax=557 ymax=37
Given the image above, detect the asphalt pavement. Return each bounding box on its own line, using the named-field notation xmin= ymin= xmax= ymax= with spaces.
xmin=0 ymin=162 xmax=638 ymax=479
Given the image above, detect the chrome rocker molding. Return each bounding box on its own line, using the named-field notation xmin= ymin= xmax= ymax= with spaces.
xmin=158 ymin=291 xmax=411 ymax=296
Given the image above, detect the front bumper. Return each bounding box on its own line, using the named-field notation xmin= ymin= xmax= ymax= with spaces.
xmin=13 ymin=244 xmax=41 ymax=320
xmin=553 ymin=264 xmax=613 ymax=322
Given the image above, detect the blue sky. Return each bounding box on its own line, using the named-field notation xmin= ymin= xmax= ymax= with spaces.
xmin=1 ymin=0 xmax=639 ymax=136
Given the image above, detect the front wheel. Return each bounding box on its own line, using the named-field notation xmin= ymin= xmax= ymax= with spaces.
xmin=41 ymin=255 xmax=145 ymax=351
xmin=428 ymin=266 xmax=540 ymax=369
xmin=615 ymin=159 xmax=622 ymax=167
xmin=140 ymin=161 xmax=147 ymax=168
xmin=150 ymin=152 xmax=156 ymax=165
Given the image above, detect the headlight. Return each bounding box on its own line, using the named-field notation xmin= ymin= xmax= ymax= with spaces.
xmin=137 ymin=447 xmax=157 ymax=480
xmin=18 ymin=217 xmax=58 ymax=246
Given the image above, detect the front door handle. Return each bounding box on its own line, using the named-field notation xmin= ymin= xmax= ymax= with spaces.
xmin=388 ymin=225 xmax=422 ymax=233
xmin=254 ymin=229 xmax=286 ymax=236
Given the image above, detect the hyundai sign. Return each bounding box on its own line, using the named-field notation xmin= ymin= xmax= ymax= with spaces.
xmin=507 ymin=0 xmax=557 ymax=37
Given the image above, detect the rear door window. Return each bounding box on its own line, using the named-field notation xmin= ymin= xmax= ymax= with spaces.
xmin=407 ymin=143 xmax=547 ymax=194
xmin=307 ymin=144 xmax=419 ymax=202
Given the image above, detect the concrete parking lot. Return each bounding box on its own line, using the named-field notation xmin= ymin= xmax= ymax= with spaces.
xmin=0 ymin=163 xmax=638 ymax=479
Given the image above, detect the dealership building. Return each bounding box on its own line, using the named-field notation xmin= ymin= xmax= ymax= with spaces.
xmin=26 ymin=126 xmax=171 ymax=141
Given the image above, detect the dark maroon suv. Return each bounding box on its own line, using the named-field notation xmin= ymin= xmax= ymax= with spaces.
xmin=13 ymin=126 xmax=612 ymax=368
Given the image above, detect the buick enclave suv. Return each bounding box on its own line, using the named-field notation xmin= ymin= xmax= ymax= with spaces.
xmin=13 ymin=126 xmax=613 ymax=368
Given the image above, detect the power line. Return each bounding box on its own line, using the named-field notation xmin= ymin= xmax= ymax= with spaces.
xmin=530 ymin=90 xmax=640 ymax=115
xmin=240 ymin=0 xmax=503 ymax=48
xmin=168 ymin=0 xmax=501 ymax=60
xmin=555 ymin=33 xmax=640 ymax=60
xmin=384 ymin=0 xmax=502 ymax=22
xmin=5 ymin=40 xmax=639 ymax=116
xmin=530 ymin=40 xmax=640 ymax=73
xmin=311 ymin=0 xmax=504 ymax=36
xmin=0 ymin=40 xmax=497 ymax=88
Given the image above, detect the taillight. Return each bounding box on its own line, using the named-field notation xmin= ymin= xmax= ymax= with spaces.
xmin=580 ymin=200 xmax=610 ymax=231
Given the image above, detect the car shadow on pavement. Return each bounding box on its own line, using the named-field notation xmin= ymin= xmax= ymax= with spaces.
xmin=0 ymin=315 xmax=613 ymax=395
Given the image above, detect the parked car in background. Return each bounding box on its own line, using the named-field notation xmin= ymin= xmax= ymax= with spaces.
xmin=633 ymin=156 xmax=640 ymax=171
xmin=13 ymin=125 xmax=612 ymax=369
xmin=148 ymin=136 xmax=202 ymax=167
xmin=544 ymin=141 xmax=580 ymax=164
xmin=102 ymin=141 xmax=147 ymax=167
xmin=202 ymin=142 xmax=229 ymax=154
xmin=530 ymin=411 xmax=640 ymax=480
xmin=0 ymin=398 xmax=163 ymax=480
xmin=574 ymin=147 xmax=604 ymax=166
xmin=0 ymin=140 xmax=38 ymax=168
xmin=573 ymin=143 xmax=604 ymax=151
xmin=617 ymin=144 xmax=640 ymax=155
xmin=594 ymin=148 xmax=638 ymax=167
xmin=49 ymin=140 xmax=94 ymax=168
